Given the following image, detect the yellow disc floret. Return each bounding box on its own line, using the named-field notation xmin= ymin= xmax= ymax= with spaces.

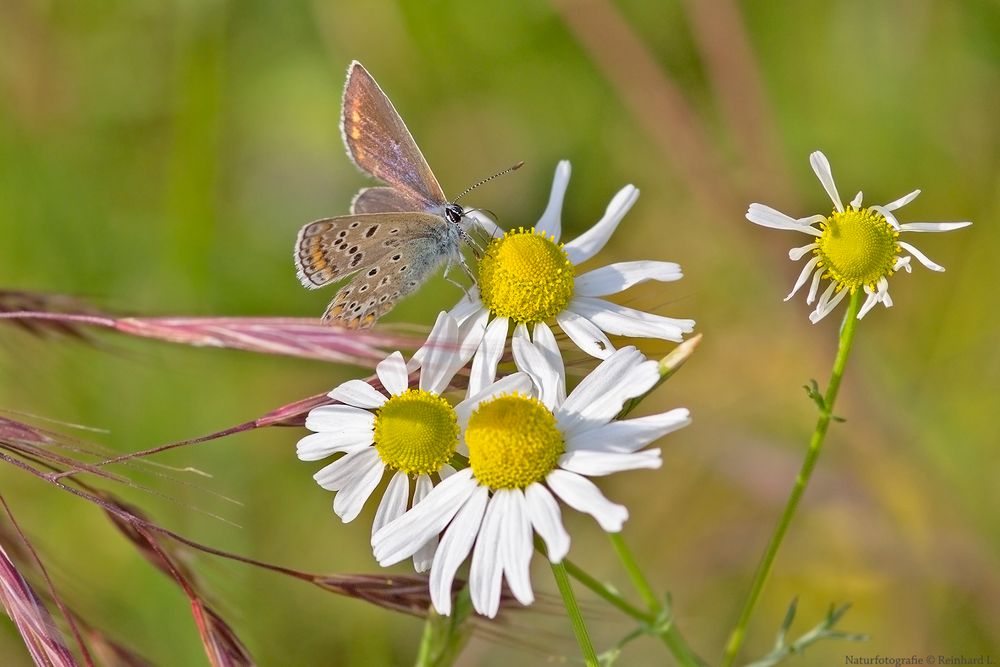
xmin=373 ymin=389 xmax=458 ymax=476
xmin=815 ymin=207 xmax=900 ymax=292
xmin=465 ymin=393 xmax=565 ymax=490
xmin=478 ymin=227 xmax=575 ymax=324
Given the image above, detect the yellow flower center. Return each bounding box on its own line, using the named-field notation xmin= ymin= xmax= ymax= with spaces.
xmin=815 ymin=207 xmax=900 ymax=292
xmin=373 ymin=389 xmax=458 ymax=476
xmin=465 ymin=393 xmax=565 ymax=490
xmin=477 ymin=227 xmax=575 ymax=324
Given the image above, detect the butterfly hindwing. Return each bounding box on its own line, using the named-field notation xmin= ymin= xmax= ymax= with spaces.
xmin=341 ymin=62 xmax=446 ymax=209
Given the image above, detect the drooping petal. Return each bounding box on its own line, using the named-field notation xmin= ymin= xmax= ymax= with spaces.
xmin=332 ymin=452 xmax=385 ymax=522
xmin=411 ymin=474 xmax=438 ymax=573
xmin=899 ymin=241 xmax=945 ymax=272
xmin=809 ymin=285 xmax=848 ymax=323
xmin=467 ymin=316 xmax=508 ymax=395
xmin=806 ymin=266 xmax=825 ymax=304
xmin=535 ymin=160 xmax=571 ymax=241
xmin=555 ymin=310 xmax=615 ymax=359
xmin=524 ymin=483 xmax=570 ymax=563
xmin=809 ymin=151 xmax=844 ymax=213
xmin=569 ymin=297 xmax=694 ymax=342
xmin=532 ymin=322 xmax=566 ymax=404
xmin=429 ymin=485 xmax=489 ymax=615
xmin=372 ymin=469 xmax=478 ymax=566
xmin=785 ymin=256 xmax=821 ymax=302
xmin=574 ymin=261 xmax=683 ymax=297
xmin=512 ymin=328 xmax=560 ymax=410
xmin=566 ymin=408 xmax=691 ymax=453
xmin=546 ymin=469 xmax=628 ymax=532
xmin=564 ymin=185 xmax=640 ymax=265
xmin=328 ymin=380 xmax=387 ymax=409
xmin=500 ymin=490 xmax=535 ymax=607
xmin=372 ymin=471 xmax=409 ymax=536
xmin=469 ymin=491 xmax=506 ymax=618
xmin=788 ymin=243 xmax=818 ymax=261
xmin=558 ymin=449 xmax=662 ymax=476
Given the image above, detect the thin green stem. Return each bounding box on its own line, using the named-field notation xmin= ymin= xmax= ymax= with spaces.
xmin=721 ymin=290 xmax=864 ymax=667
xmin=563 ymin=557 xmax=650 ymax=621
xmin=415 ymin=613 xmax=436 ymax=667
xmin=551 ymin=561 xmax=599 ymax=666
xmin=608 ymin=534 xmax=705 ymax=667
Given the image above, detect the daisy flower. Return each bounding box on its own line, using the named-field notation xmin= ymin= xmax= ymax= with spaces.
xmin=296 ymin=311 xmax=506 ymax=572
xmin=370 ymin=344 xmax=691 ymax=617
xmin=452 ymin=160 xmax=695 ymax=395
xmin=747 ymin=151 xmax=972 ymax=323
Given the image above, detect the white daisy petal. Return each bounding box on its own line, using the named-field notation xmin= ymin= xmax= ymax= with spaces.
xmin=569 ymin=297 xmax=694 ymax=342
xmin=564 ymin=185 xmax=640 ymax=265
xmin=574 ymin=261 xmax=683 ymax=297
xmin=500 ymin=490 xmax=535 ymax=607
xmin=469 ymin=491 xmax=506 ymax=618
xmin=898 ymin=241 xmax=945 ymax=272
xmin=375 ymin=351 xmax=409 ymax=396
xmin=328 ymin=380 xmax=387 ymax=409
xmin=806 ymin=266 xmax=825 ymax=304
xmin=745 ymin=204 xmax=823 ymax=236
xmin=546 ymin=469 xmax=628 ymax=532
xmin=313 ymin=447 xmax=379 ymax=491
xmin=304 ymin=404 xmax=375 ymax=432
xmin=882 ymin=189 xmax=920 ymax=211
xmin=411 ymin=474 xmax=438 ymax=573
xmin=566 ymin=408 xmax=691 ymax=453
xmin=871 ymin=204 xmax=901 ymax=230
xmin=372 ymin=471 xmax=409 ymax=537
xmin=858 ymin=287 xmax=880 ymax=320
xmin=557 ymin=347 xmax=658 ymax=435
xmin=784 ymin=256 xmax=821 ymax=302
xmin=532 ymin=322 xmax=566 ymax=403
xmin=373 ymin=468 xmax=478 ymax=566
xmin=809 ymin=151 xmax=844 ymax=212
xmin=559 ymin=449 xmax=662 ymax=476
xmin=296 ymin=431 xmax=372 ymax=461
xmin=535 ymin=160 xmax=571 ymax=241
xmin=468 ymin=316 xmax=508 ymax=395
xmin=555 ymin=310 xmax=615 ymax=359
xmin=447 ymin=291 xmax=485 ymax=327
xmin=894 ymin=256 xmax=913 ymax=273
xmin=430 ymin=485 xmax=489 ymax=615
xmin=524 ymin=483 xmax=570 ymax=563
xmin=418 ymin=314 xmax=460 ymax=395
xmin=850 ymin=191 xmax=864 ymax=208
xmin=512 ymin=330 xmax=560 ymax=410
xmin=898 ymin=222 xmax=972 ymax=233
xmin=788 ymin=243 xmax=818 ymax=261
xmin=809 ymin=286 xmax=849 ymax=324
xmin=332 ymin=451 xmax=384 ymax=522
xmin=439 ymin=463 xmax=457 ymax=479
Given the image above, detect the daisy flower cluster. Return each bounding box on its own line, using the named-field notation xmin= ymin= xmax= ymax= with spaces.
xmin=297 ymin=161 xmax=694 ymax=616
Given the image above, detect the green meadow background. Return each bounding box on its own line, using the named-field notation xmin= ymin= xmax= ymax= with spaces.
xmin=1 ymin=1 xmax=997 ymax=665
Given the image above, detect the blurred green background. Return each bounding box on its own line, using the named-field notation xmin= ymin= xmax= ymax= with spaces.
xmin=1 ymin=0 xmax=997 ymax=665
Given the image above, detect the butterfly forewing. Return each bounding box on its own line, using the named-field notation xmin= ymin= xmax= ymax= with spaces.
xmin=341 ymin=61 xmax=447 ymax=208
xmin=350 ymin=186 xmax=425 ymax=214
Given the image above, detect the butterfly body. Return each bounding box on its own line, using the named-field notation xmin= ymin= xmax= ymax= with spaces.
xmin=294 ymin=61 xmax=468 ymax=329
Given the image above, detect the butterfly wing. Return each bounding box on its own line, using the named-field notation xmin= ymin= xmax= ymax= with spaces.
xmin=324 ymin=237 xmax=453 ymax=329
xmin=341 ymin=61 xmax=447 ymax=209
xmin=350 ymin=186 xmax=425 ymax=214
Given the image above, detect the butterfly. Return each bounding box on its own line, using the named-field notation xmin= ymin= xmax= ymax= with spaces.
xmin=294 ymin=61 xmax=518 ymax=329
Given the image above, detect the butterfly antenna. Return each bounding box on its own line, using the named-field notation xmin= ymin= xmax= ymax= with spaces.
xmin=453 ymin=161 xmax=524 ymax=203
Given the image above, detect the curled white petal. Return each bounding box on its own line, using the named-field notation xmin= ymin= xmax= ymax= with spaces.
xmin=746 ymin=203 xmax=822 ymax=236
xmin=546 ymin=469 xmax=628 ymax=532
xmin=785 ymin=256 xmax=821 ymax=302
xmin=376 ymin=351 xmax=409 ymax=396
xmin=882 ymin=189 xmax=920 ymax=212
xmin=467 ymin=316 xmax=509 ymax=395
xmin=574 ymin=261 xmax=683 ymax=297
xmin=569 ymin=297 xmax=694 ymax=342
xmin=809 ymin=151 xmax=844 ymax=213
xmin=564 ymin=185 xmax=640 ymax=265
xmin=332 ymin=452 xmax=384 ymax=522
xmin=899 ymin=241 xmax=945 ymax=272
xmin=788 ymin=243 xmax=818 ymax=261
xmin=555 ymin=310 xmax=615 ymax=359
xmin=567 ymin=408 xmax=691 ymax=453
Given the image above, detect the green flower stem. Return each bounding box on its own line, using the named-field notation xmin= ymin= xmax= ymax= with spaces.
xmin=551 ymin=561 xmax=600 ymax=667
xmin=609 ymin=534 xmax=705 ymax=667
xmin=415 ymin=613 xmax=436 ymax=667
xmin=562 ymin=557 xmax=649 ymax=620
xmin=721 ymin=289 xmax=864 ymax=667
